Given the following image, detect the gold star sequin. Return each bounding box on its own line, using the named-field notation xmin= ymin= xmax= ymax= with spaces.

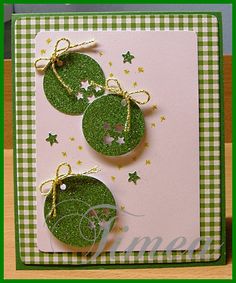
xmin=77 ymin=160 xmax=82 ymax=166
xmin=144 ymin=142 xmax=149 ymax=148
xmin=146 ymin=160 xmax=151 ymax=165
xmin=69 ymin=137 xmax=75 ymax=141
xmin=124 ymin=69 xmax=130 ymax=75
xmin=138 ymin=67 xmax=144 ymax=73
xmin=151 ymin=123 xmax=156 ymax=128
xmin=160 ymin=116 xmax=166 ymax=122
xmin=99 ymin=51 xmax=104 ymax=56
xmin=61 ymin=152 xmax=67 ymax=157
xmin=118 ymin=227 xmax=124 ymax=233
xmin=132 ymin=81 xmax=138 ymax=87
xmin=152 ymin=104 xmax=157 ymax=111
xmin=78 ymin=145 xmax=83 ymax=150
xmin=109 ymin=73 xmax=114 ymax=77
xmin=40 ymin=49 xmax=46 ymax=55
xmin=46 ymin=38 xmax=52 ymax=44
xmin=120 ymin=205 xmax=125 ymax=211
xmin=108 ymin=61 xmax=112 ymax=67
xmin=117 ymin=164 xmax=123 ymax=170
xmin=111 ymin=176 xmax=116 ymax=181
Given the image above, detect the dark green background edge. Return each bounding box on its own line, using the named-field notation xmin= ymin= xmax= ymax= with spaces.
xmin=1 ymin=3 xmax=4 ymax=281
xmin=11 ymin=11 xmax=226 ymax=271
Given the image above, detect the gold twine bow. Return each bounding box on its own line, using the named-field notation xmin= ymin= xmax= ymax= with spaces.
xmin=39 ymin=163 xmax=100 ymax=217
xmin=34 ymin=37 xmax=95 ymax=95
xmin=91 ymin=78 xmax=150 ymax=132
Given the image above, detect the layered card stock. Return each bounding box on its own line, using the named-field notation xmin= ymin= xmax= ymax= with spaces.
xmin=12 ymin=12 xmax=226 ymax=269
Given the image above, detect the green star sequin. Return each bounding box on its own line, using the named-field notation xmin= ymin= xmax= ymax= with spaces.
xmin=46 ymin=133 xmax=58 ymax=146
xmin=128 ymin=171 xmax=140 ymax=184
xmin=122 ymin=51 xmax=135 ymax=64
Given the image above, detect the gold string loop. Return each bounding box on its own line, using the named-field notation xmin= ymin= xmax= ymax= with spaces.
xmin=91 ymin=78 xmax=150 ymax=132
xmin=39 ymin=163 xmax=100 ymax=217
xmin=35 ymin=37 xmax=95 ymax=95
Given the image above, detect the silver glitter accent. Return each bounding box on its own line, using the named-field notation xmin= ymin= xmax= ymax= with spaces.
xmin=60 ymin=183 xmax=67 ymax=191
xmin=121 ymin=99 xmax=127 ymax=106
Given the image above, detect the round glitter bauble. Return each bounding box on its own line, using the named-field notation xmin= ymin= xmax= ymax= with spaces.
xmin=43 ymin=53 xmax=105 ymax=115
xmin=44 ymin=175 xmax=117 ymax=248
xmin=82 ymin=94 xmax=145 ymax=156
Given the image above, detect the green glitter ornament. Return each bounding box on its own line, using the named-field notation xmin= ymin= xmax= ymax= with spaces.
xmin=44 ymin=176 xmax=116 ymax=248
xmin=82 ymin=94 xmax=145 ymax=156
xmin=43 ymin=53 xmax=105 ymax=115
xmin=41 ymin=164 xmax=117 ymax=248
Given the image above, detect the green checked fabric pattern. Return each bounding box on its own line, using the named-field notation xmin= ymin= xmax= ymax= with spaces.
xmin=14 ymin=13 xmax=221 ymax=265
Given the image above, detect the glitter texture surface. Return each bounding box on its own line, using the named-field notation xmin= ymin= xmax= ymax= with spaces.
xmin=43 ymin=53 xmax=105 ymax=115
xmin=82 ymin=94 xmax=145 ymax=156
xmin=44 ymin=175 xmax=116 ymax=248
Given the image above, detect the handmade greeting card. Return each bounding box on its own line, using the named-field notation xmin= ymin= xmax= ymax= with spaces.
xmin=13 ymin=12 xmax=226 ymax=269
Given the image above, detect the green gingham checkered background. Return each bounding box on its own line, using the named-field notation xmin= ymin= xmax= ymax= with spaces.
xmin=14 ymin=14 xmax=221 ymax=265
